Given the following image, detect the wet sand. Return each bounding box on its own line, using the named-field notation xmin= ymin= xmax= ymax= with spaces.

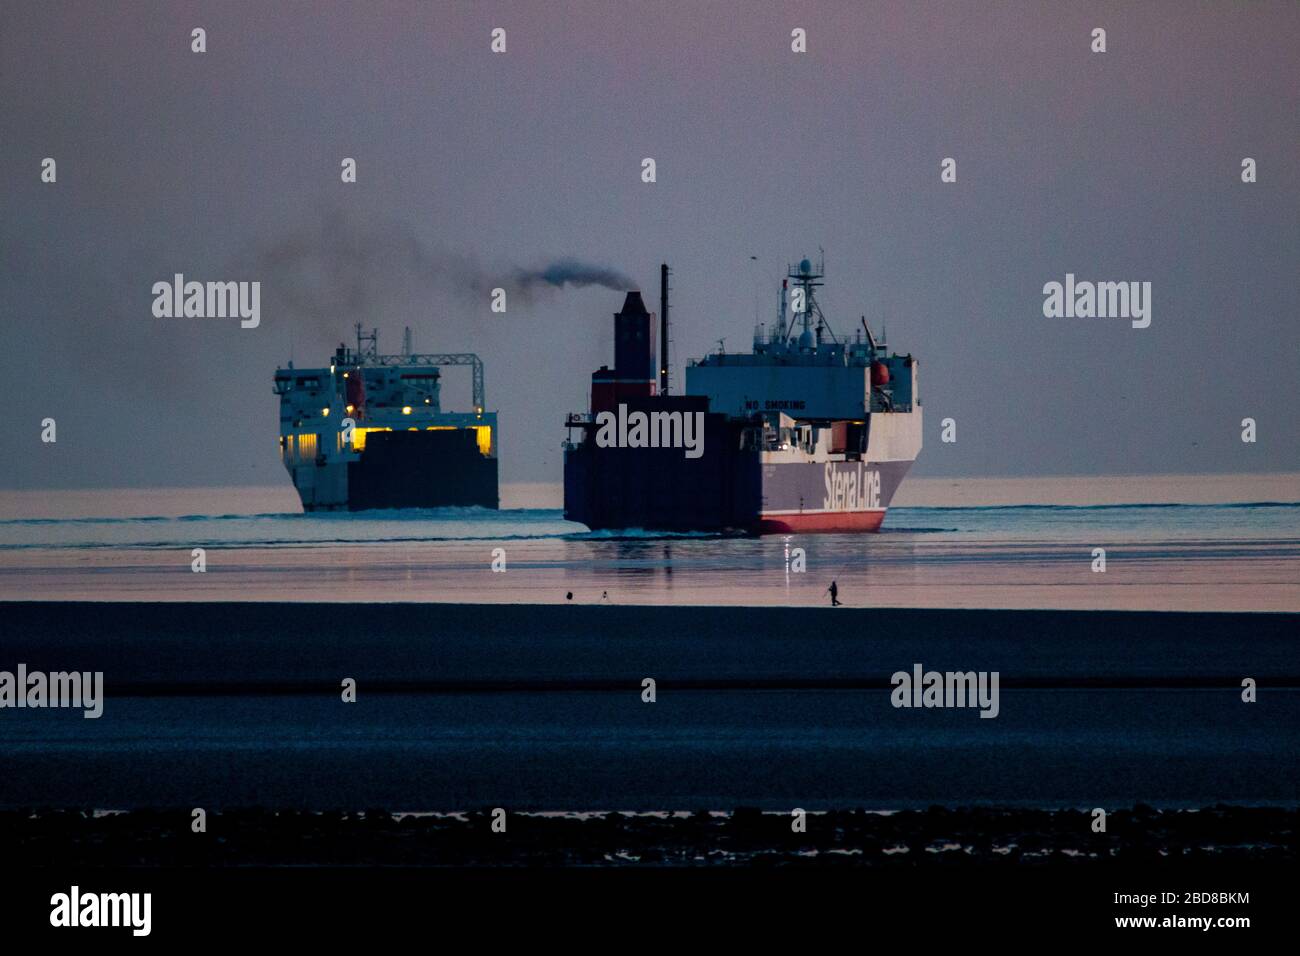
xmin=4 ymin=602 xmax=1297 ymax=688
xmin=2 ymin=603 xmax=1296 ymax=815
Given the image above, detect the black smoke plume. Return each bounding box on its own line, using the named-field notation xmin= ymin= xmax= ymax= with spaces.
xmin=244 ymin=209 xmax=636 ymax=350
xmin=512 ymin=258 xmax=636 ymax=292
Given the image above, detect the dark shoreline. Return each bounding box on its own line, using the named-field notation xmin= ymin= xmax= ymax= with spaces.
xmin=8 ymin=805 xmax=1296 ymax=868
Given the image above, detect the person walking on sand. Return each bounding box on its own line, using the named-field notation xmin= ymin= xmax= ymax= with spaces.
xmin=826 ymin=580 xmax=841 ymax=606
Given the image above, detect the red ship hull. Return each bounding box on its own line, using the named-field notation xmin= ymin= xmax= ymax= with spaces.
xmin=757 ymin=509 xmax=886 ymax=534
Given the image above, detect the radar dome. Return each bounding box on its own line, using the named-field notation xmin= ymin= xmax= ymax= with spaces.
xmin=799 ymin=258 xmax=812 ymax=275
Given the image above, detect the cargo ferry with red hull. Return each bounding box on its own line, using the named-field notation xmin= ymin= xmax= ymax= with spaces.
xmin=563 ymin=258 xmax=922 ymax=534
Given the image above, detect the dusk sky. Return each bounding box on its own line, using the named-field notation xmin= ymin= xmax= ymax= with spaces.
xmin=3 ymin=1 xmax=1296 ymax=490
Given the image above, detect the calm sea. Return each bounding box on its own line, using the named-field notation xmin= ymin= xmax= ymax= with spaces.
xmin=0 ymin=475 xmax=1296 ymax=608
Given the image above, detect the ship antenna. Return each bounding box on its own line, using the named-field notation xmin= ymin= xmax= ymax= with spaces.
xmin=749 ymin=255 xmax=759 ymax=327
xmin=778 ymin=277 xmax=788 ymax=343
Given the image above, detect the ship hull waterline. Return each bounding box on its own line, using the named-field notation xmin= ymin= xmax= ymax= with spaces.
xmin=564 ymin=454 xmax=914 ymax=535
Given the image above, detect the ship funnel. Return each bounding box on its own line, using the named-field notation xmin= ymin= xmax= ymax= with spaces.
xmin=610 ymin=288 xmax=657 ymax=395
xmin=618 ymin=290 xmax=649 ymax=316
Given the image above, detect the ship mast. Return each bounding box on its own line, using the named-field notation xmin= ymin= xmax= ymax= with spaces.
xmin=788 ymin=257 xmax=834 ymax=348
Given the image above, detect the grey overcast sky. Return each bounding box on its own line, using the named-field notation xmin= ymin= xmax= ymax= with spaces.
xmin=2 ymin=0 xmax=1296 ymax=490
